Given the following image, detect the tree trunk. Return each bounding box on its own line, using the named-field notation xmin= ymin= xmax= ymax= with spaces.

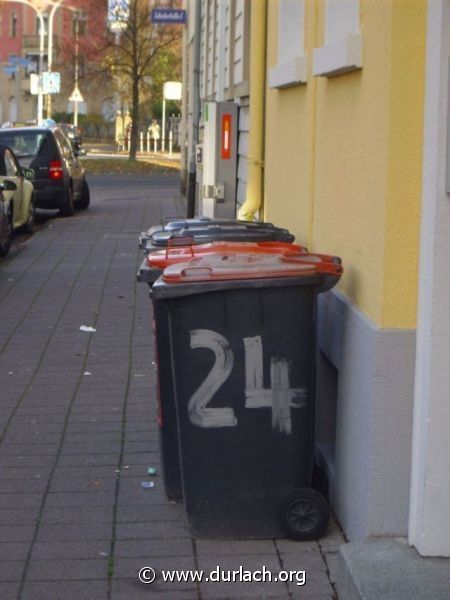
xmin=129 ymin=74 xmax=140 ymax=160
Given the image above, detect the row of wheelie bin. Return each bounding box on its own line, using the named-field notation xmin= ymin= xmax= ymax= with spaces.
xmin=137 ymin=217 xmax=342 ymax=540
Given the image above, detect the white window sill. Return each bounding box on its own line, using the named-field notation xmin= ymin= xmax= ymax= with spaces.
xmin=268 ymin=56 xmax=307 ymax=89
xmin=313 ymin=33 xmax=362 ymax=78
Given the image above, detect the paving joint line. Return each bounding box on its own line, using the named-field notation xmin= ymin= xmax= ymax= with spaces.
xmin=0 ymin=207 xmax=98 ymax=305
xmin=191 ymin=538 xmax=203 ymax=600
xmin=0 ymin=222 xmax=61 ymax=304
xmin=273 ymin=539 xmax=294 ymax=599
xmin=317 ymin=537 xmax=341 ymax=600
xmin=105 ymin=196 xmax=164 ymax=598
xmin=16 ymin=203 xmax=131 ymax=599
xmin=0 ymin=212 xmax=112 ymax=443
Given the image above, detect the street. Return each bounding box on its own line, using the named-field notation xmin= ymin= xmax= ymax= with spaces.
xmin=0 ymin=174 xmax=342 ymax=600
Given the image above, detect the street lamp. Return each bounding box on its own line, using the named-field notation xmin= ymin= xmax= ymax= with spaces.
xmin=72 ymin=10 xmax=81 ymax=127
xmin=4 ymin=0 xmax=46 ymax=124
xmin=4 ymin=0 xmax=66 ymax=122
xmin=162 ymin=82 xmax=182 ymax=153
xmin=46 ymin=0 xmax=64 ymax=118
xmin=46 ymin=2 xmax=84 ymax=125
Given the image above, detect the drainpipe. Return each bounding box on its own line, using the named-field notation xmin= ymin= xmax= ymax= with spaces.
xmin=237 ymin=0 xmax=267 ymax=222
xmin=179 ymin=4 xmax=189 ymax=196
xmin=187 ymin=0 xmax=202 ymax=218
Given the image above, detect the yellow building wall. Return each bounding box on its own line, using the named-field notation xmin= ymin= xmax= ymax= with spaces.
xmin=264 ymin=0 xmax=425 ymax=328
xmin=264 ymin=0 xmax=316 ymax=248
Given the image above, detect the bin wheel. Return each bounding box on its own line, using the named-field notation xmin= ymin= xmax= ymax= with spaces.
xmin=279 ymin=488 xmax=329 ymax=541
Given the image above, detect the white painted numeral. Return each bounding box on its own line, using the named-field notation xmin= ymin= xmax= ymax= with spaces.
xmin=188 ymin=330 xmax=307 ymax=433
xmin=243 ymin=336 xmax=307 ymax=435
xmin=188 ymin=329 xmax=237 ymax=428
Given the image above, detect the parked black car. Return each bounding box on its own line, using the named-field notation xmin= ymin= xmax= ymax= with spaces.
xmin=0 ymin=126 xmax=89 ymax=216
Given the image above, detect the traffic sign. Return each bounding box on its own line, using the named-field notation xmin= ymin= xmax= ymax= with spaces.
xmin=9 ymin=57 xmax=31 ymax=67
xmin=108 ymin=0 xmax=129 ymax=31
xmin=3 ymin=65 xmax=17 ymax=75
xmin=69 ymin=86 xmax=84 ymax=103
xmin=151 ymin=9 xmax=186 ymax=24
xmin=42 ymin=72 xmax=61 ymax=94
xmin=30 ymin=74 xmax=41 ymax=95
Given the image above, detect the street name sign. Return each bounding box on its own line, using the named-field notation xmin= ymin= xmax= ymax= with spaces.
xmin=3 ymin=65 xmax=17 ymax=75
xmin=151 ymin=9 xmax=186 ymax=24
xmin=9 ymin=57 xmax=31 ymax=68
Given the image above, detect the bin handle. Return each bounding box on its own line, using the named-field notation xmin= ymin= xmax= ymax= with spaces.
xmin=161 ymin=215 xmax=188 ymax=229
xmin=166 ymin=235 xmax=195 ymax=256
xmin=165 ymin=238 xmax=195 ymax=260
xmin=180 ymin=267 xmax=213 ymax=278
xmin=282 ymin=255 xmax=343 ymax=276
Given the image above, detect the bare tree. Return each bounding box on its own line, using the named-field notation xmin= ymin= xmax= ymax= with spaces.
xmin=104 ymin=0 xmax=182 ymax=159
xmin=57 ymin=0 xmax=181 ymax=158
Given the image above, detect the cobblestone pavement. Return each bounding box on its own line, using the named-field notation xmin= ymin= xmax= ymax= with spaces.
xmin=0 ymin=174 xmax=344 ymax=599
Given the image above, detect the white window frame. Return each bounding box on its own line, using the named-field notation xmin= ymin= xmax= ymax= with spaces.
xmin=269 ymin=0 xmax=307 ymax=89
xmin=313 ymin=0 xmax=362 ymax=78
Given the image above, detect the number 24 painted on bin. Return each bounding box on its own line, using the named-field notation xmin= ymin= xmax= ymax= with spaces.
xmin=188 ymin=329 xmax=307 ymax=435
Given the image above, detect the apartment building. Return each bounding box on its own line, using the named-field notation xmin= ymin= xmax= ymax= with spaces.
xmin=183 ymin=1 xmax=450 ymax=593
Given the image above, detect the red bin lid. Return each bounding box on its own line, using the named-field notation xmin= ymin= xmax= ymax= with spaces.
xmin=162 ymin=252 xmax=342 ymax=283
xmin=147 ymin=240 xmax=308 ymax=269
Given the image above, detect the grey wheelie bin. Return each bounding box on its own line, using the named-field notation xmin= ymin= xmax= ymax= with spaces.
xmin=144 ymin=242 xmax=326 ymax=501
xmin=151 ymin=252 xmax=342 ymax=539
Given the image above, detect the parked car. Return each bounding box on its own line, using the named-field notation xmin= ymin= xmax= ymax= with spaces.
xmin=0 ymin=125 xmax=89 ymax=217
xmin=58 ymin=123 xmax=83 ymax=149
xmin=0 ymin=145 xmax=35 ymax=256
xmin=0 ymin=184 xmax=12 ymax=256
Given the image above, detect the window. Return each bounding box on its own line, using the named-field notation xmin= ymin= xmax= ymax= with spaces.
xmin=4 ymin=150 xmax=19 ymax=177
xmin=78 ymin=18 xmax=86 ymax=36
xmin=72 ymin=13 xmax=86 ymax=36
xmin=269 ymin=0 xmax=307 ymax=89
xmin=67 ymin=100 xmax=87 ymax=115
xmin=233 ymin=0 xmax=250 ymax=96
xmin=10 ymin=11 xmax=17 ymax=37
xmin=55 ymin=131 xmax=73 ymax=160
xmin=313 ymin=0 xmax=362 ymax=78
xmin=76 ymin=55 xmax=85 ymax=78
xmin=25 ymin=53 xmax=48 ymax=75
xmin=36 ymin=14 xmax=48 ymax=36
xmin=101 ymin=98 xmax=116 ymax=122
xmin=0 ymin=132 xmax=47 ymax=158
xmin=8 ymin=97 xmax=18 ymax=122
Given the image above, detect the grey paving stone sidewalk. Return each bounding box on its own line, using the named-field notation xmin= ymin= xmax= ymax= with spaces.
xmin=0 ymin=174 xmax=343 ymax=599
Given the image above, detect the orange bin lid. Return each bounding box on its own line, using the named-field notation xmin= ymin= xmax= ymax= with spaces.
xmin=147 ymin=241 xmax=308 ymax=269
xmin=162 ymin=252 xmax=343 ymax=283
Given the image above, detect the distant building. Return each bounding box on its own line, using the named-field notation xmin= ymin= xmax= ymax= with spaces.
xmin=0 ymin=0 xmax=116 ymax=125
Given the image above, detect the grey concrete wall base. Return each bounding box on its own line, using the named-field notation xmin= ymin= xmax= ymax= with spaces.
xmin=317 ymin=290 xmax=416 ymax=540
xmin=337 ymin=538 xmax=450 ymax=599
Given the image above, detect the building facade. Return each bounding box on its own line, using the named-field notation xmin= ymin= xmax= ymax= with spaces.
xmin=183 ymin=0 xmax=450 ymax=570
xmin=0 ymin=0 xmax=115 ymax=125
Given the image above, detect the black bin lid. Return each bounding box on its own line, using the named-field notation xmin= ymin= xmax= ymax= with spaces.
xmin=139 ymin=218 xmax=294 ymax=248
xmin=149 ymin=222 xmax=295 ymax=248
